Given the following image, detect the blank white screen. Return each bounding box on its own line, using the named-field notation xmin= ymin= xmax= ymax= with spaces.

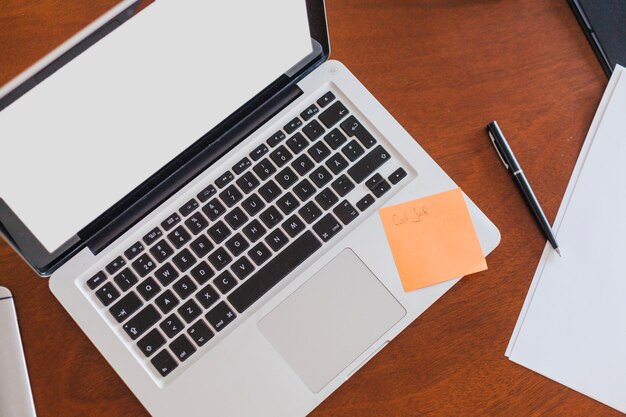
xmin=0 ymin=0 xmax=312 ymax=252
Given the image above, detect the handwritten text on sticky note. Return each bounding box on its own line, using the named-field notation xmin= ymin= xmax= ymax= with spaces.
xmin=379 ymin=188 xmax=487 ymax=292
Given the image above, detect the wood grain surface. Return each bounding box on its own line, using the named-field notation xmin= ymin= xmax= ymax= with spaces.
xmin=0 ymin=0 xmax=615 ymax=416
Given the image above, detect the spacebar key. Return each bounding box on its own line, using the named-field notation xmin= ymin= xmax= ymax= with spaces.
xmin=228 ymin=231 xmax=322 ymax=313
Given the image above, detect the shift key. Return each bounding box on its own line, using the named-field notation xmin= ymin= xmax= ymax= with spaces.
xmin=347 ymin=145 xmax=391 ymax=183
xmin=123 ymin=305 xmax=161 ymax=340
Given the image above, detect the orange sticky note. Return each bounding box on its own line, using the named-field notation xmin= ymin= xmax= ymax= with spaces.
xmin=378 ymin=188 xmax=487 ymax=292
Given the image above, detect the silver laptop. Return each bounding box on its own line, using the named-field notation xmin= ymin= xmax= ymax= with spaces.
xmin=0 ymin=1 xmax=500 ymax=416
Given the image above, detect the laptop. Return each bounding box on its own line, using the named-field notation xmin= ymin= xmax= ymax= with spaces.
xmin=0 ymin=1 xmax=500 ymax=416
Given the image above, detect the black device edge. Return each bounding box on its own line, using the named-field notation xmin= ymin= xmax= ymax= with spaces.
xmin=567 ymin=0 xmax=612 ymax=77
xmin=0 ymin=0 xmax=330 ymax=276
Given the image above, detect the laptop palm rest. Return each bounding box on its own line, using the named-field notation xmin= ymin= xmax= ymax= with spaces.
xmin=258 ymin=248 xmax=406 ymax=393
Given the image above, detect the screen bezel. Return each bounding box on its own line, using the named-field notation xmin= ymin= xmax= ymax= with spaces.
xmin=0 ymin=0 xmax=329 ymax=275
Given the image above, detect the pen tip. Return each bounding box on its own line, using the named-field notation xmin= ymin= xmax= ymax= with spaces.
xmin=555 ymin=248 xmax=562 ymax=257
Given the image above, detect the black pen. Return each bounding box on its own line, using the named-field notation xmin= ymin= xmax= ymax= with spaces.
xmin=486 ymin=121 xmax=561 ymax=256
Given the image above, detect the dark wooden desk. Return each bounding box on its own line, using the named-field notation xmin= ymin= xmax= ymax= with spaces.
xmin=0 ymin=1 xmax=615 ymax=416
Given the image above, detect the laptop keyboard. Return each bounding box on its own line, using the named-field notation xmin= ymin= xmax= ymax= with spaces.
xmin=85 ymin=90 xmax=409 ymax=379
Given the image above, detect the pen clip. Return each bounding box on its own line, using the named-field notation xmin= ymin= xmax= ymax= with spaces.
xmin=488 ymin=131 xmax=510 ymax=170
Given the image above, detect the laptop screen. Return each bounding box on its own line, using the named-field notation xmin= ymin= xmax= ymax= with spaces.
xmin=0 ymin=1 xmax=313 ymax=255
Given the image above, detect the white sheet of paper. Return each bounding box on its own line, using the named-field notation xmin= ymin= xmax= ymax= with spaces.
xmin=506 ymin=65 xmax=626 ymax=413
xmin=0 ymin=0 xmax=312 ymax=252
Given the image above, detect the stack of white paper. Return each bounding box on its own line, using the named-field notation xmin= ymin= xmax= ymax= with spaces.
xmin=506 ymin=65 xmax=626 ymax=413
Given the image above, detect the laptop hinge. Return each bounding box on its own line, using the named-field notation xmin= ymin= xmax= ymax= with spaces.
xmin=87 ymin=83 xmax=304 ymax=255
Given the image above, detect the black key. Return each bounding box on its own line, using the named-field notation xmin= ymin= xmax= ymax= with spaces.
xmin=123 ymin=305 xmax=161 ymax=340
xmin=138 ymin=329 xmax=165 ymax=358
xmin=172 ymin=249 xmax=196 ymax=273
xmin=231 ymin=257 xmax=255 ymax=280
xmin=258 ymin=180 xmax=282 ymax=202
xmin=284 ymin=117 xmax=303 ymax=135
xmin=226 ymin=233 xmax=250 ymax=257
xmin=208 ymin=220 xmax=231 ymax=244
xmin=132 ymin=254 xmax=157 ymax=278
xmin=179 ymin=199 xmax=199 ymax=217
xmin=188 ymin=320 xmax=214 ymax=347
xmin=195 ymin=284 xmax=220 ymax=309
xmin=215 ymin=171 xmax=234 ymax=188
xmin=106 ymin=256 xmax=126 ymax=275
xmin=205 ymin=302 xmax=237 ymax=332
xmin=228 ymin=232 xmax=322 ymax=313
xmin=356 ymin=194 xmax=375 ymax=211
xmin=276 ymin=192 xmax=300 ymax=215
xmin=242 ymin=219 xmax=266 ymax=242
xmin=267 ymin=130 xmax=287 ymax=147
xmin=154 ymin=263 xmax=179 ymax=286
xmin=87 ymin=271 xmax=106 ymax=290
xmin=308 ymin=141 xmax=331 ymax=163
xmin=95 ymin=282 xmax=120 ymax=306
xmin=253 ymin=158 xmax=277 ymax=181
xmin=315 ymin=188 xmax=339 ymax=210
xmin=319 ymin=100 xmax=349 ymax=128
xmin=113 ymin=268 xmax=138 ymax=292
xmin=213 ymin=271 xmax=238 ymax=294
xmin=250 ymin=143 xmax=269 ymax=161
xmin=232 ymin=157 xmax=252 ymax=175
xmin=170 ymin=335 xmax=197 ymax=362
xmin=282 ymin=215 xmax=306 ymax=238
xmin=324 ymin=128 xmax=348 ymax=150
xmin=275 ymin=167 xmax=298 ymax=189
xmin=172 ymin=275 xmax=197 ymax=300
xmin=241 ymin=194 xmax=265 ymax=216
xmin=161 ymin=213 xmax=181 ymax=231
xmin=248 ymin=242 xmax=272 ymax=266
xmin=293 ymin=178 xmax=316 ymax=201
xmin=333 ymin=200 xmax=360 ymax=225
xmin=299 ymin=201 xmax=323 ymax=224
xmin=340 ymin=116 xmax=377 ymax=148
xmin=302 ymin=119 xmax=325 ymax=141
xmin=317 ymin=91 xmax=336 ymax=108
xmin=313 ymin=214 xmax=343 ymax=242
xmin=265 ymin=228 xmax=289 ymax=251
xmin=190 ymin=235 xmax=213 ymax=258
xmin=365 ymin=173 xmax=385 ymax=190
xmin=150 ymin=240 xmax=174 ymax=263
xmin=124 ymin=242 xmax=145 ymax=261
xmin=325 ymin=153 xmax=349 ymax=174
xmin=208 ymin=247 xmax=232 ymax=271
xmin=167 ymin=226 xmax=192 ymax=249
xmin=236 ymin=172 xmax=260 ymax=194
xmin=197 ymin=184 xmax=217 ymax=203
xmin=185 ymin=212 xmax=209 ymax=235
xmin=372 ymin=179 xmax=391 ymax=197
xmin=259 ymin=206 xmax=284 ymax=228
xmin=269 ymin=145 xmax=293 ymax=167
xmin=160 ymin=314 xmax=184 ymax=338
xmin=190 ymin=261 xmax=214 ymax=285
xmin=389 ymin=167 xmax=407 ymax=185
xmin=224 ymin=207 xmax=248 ymax=230
xmin=331 ymin=174 xmax=355 ymax=197
xmin=151 ymin=349 xmax=178 ymax=377
xmin=309 ymin=166 xmax=332 ymax=187
xmin=342 ymin=140 xmax=365 ymax=161
xmin=155 ymin=290 xmax=180 ymax=314
xmin=286 ymin=132 xmax=309 ymax=154
xmin=177 ymin=299 xmax=202 ymax=323
xmin=143 ymin=227 xmax=163 ymax=246
xmin=219 ymin=185 xmax=243 ymax=208
xmin=137 ymin=277 xmax=161 ymax=301
xmin=347 ymin=145 xmax=391 ymax=183
xmin=109 ymin=292 xmax=143 ymax=323
xmin=300 ymin=103 xmax=320 ymax=121
xmin=202 ymin=198 xmax=226 ymax=221
xmin=291 ymin=154 xmax=315 ymax=175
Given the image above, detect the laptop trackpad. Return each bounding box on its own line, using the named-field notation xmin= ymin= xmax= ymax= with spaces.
xmin=258 ymin=249 xmax=406 ymax=393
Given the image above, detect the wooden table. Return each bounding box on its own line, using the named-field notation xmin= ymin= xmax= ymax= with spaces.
xmin=0 ymin=0 xmax=615 ymax=416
